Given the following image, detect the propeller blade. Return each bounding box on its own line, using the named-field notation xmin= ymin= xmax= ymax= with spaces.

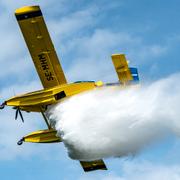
xmin=19 ymin=109 xmax=24 ymax=123
xmin=15 ymin=108 xmax=19 ymax=120
xmin=14 ymin=106 xmax=24 ymax=123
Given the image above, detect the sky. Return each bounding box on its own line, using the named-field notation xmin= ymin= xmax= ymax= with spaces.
xmin=0 ymin=0 xmax=180 ymax=179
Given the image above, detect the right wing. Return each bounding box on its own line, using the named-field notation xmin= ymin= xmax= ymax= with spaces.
xmin=80 ymin=159 xmax=107 ymax=172
xmin=111 ymin=54 xmax=139 ymax=85
xmin=15 ymin=6 xmax=67 ymax=88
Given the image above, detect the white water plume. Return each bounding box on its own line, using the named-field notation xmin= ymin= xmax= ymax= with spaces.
xmin=47 ymin=73 xmax=180 ymax=161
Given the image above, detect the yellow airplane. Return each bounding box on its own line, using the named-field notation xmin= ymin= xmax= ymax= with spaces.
xmin=0 ymin=6 xmax=139 ymax=172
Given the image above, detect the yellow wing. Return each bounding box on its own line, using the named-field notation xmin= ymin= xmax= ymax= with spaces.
xmin=15 ymin=6 xmax=67 ymax=88
xmin=111 ymin=54 xmax=133 ymax=84
xmin=80 ymin=159 xmax=107 ymax=172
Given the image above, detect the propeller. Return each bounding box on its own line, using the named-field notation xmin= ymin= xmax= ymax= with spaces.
xmin=0 ymin=102 xmax=24 ymax=123
xmin=13 ymin=107 xmax=24 ymax=123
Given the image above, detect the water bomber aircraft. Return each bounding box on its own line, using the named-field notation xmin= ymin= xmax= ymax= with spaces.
xmin=0 ymin=6 xmax=139 ymax=172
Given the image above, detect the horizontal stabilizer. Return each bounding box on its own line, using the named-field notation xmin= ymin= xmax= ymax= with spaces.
xmin=111 ymin=54 xmax=133 ymax=84
xmin=80 ymin=159 xmax=107 ymax=172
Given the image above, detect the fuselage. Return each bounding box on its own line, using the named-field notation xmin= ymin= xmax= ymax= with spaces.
xmin=5 ymin=81 xmax=104 ymax=112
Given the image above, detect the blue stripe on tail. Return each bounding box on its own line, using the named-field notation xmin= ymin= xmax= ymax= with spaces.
xmin=129 ymin=67 xmax=139 ymax=83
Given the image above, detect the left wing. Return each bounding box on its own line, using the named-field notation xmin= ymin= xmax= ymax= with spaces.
xmin=111 ymin=54 xmax=139 ymax=84
xmin=80 ymin=159 xmax=107 ymax=172
xmin=15 ymin=6 xmax=67 ymax=89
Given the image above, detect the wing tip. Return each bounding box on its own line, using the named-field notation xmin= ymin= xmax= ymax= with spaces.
xmin=15 ymin=6 xmax=40 ymax=15
xmin=15 ymin=6 xmax=42 ymax=20
xmin=80 ymin=159 xmax=108 ymax=172
xmin=111 ymin=53 xmax=125 ymax=58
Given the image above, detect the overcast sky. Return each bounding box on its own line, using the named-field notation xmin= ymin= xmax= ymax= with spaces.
xmin=0 ymin=0 xmax=180 ymax=179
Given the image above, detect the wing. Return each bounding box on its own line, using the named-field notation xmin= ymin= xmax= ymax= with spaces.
xmin=15 ymin=6 xmax=67 ymax=88
xmin=111 ymin=54 xmax=139 ymax=85
xmin=80 ymin=159 xmax=107 ymax=172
